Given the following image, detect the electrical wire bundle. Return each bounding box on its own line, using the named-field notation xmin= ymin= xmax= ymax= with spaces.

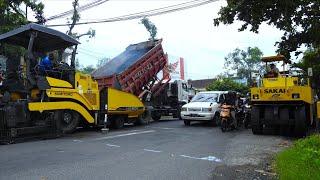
xmin=46 ymin=0 xmax=110 ymax=21
xmin=46 ymin=0 xmax=219 ymax=27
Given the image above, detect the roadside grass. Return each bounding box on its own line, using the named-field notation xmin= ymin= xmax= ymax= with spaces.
xmin=275 ymin=134 xmax=320 ymax=180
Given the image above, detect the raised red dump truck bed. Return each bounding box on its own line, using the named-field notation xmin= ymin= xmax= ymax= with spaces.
xmin=92 ymin=39 xmax=168 ymax=97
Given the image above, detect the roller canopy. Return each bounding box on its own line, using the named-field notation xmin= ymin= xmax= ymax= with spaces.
xmin=261 ymin=55 xmax=291 ymax=64
xmin=0 ymin=23 xmax=79 ymax=52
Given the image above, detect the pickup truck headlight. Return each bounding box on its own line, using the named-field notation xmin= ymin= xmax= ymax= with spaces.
xmin=181 ymin=107 xmax=187 ymax=112
xmin=202 ymin=107 xmax=212 ymax=112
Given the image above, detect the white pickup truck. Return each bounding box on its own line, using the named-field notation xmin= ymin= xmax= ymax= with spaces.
xmin=180 ymin=91 xmax=228 ymax=126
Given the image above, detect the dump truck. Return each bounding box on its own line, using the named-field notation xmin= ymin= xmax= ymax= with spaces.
xmin=0 ymin=23 xmax=144 ymax=143
xmin=92 ymin=40 xmax=190 ymax=123
xmin=250 ymin=55 xmax=317 ymax=136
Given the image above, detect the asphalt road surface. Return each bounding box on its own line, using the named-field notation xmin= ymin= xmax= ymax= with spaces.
xmin=0 ymin=119 xmax=288 ymax=180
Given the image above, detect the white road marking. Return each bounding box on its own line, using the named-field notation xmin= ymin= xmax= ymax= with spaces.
xmin=108 ymin=129 xmax=141 ymax=134
xmin=153 ymin=127 xmax=175 ymax=130
xmin=143 ymin=149 xmax=162 ymax=153
xmin=200 ymin=156 xmax=222 ymax=162
xmin=94 ymin=130 xmax=156 ymax=141
xmin=73 ymin=139 xmax=83 ymax=143
xmin=180 ymin=155 xmax=222 ymax=162
xmin=180 ymin=155 xmax=197 ymax=159
xmin=106 ymin=144 xmax=120 ymax=148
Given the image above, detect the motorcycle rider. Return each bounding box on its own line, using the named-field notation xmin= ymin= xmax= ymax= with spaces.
xmin=224 ymin=91 xmax=237 ymax=123
xmin=219 ymin=91 xmax=238 ymax=132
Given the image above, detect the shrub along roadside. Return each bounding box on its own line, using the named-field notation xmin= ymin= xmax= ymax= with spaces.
xmin=275 ymin=135 xmax=320 ymax=180
xmin=206 ymin=78 xmax=249 ymax=95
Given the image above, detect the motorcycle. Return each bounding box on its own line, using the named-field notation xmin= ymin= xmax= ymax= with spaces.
xmin=220 ymin=104 xmax=237 ymax=132
xmin=235 ymin=106 xmax=245 ymax=128
xmin=243 ymin=103 xmax=251 ymax=128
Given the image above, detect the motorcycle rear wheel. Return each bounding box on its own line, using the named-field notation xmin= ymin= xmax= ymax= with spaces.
xmin=221 ymin=120 xmax=227 ymax=132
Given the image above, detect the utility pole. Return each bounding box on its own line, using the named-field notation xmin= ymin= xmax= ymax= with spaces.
xmin=25 ymin=5 xmax=28 ymax=20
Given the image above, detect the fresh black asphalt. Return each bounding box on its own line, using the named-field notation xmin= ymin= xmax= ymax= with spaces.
xmin=0 ymin=120 xmax=286 ymax=180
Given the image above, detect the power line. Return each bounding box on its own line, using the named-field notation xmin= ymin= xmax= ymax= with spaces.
xmin=78 ymin=49 xmax=104 ymax=59
xmin=48 ymin=0 xmax=215 ymax=26
xmin=46 ymin=0 xmax=110 ymax=21
xmin=78 ymin=47 xmax=106 ymax=56
xmin=78 ymin=50 xmax=103 ymax=58
xmin=79 ymin=0 xmax=208 ymax=21
xmin=47 ymin=0 xmax=109 ymax=21
xmin=46 ymin=0 xmax=219 ymax=27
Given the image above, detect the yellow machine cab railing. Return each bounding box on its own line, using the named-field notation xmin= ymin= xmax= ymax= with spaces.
xmin=257 ymin=55 xmax=310 ymax=88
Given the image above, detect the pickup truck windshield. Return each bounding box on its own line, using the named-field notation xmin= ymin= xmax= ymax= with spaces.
xmin=191 ymin=93 xmax=218 ymax=102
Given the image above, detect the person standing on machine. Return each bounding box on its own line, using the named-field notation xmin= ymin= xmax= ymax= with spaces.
xmin=266 ymin=63 xmax=279 ymax=77
xmin=39 ymin=53 xmax=54 ymax=74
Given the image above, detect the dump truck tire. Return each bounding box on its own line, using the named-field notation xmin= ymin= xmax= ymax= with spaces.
xmin=59 ymin=110 xmax=80 ymax=134
xmin=112 ymin=116 xmax=125 ymax=129
xmin=135 ymin=115 xmax=148 ymax=125
xmin=135 ymin=109 xmax=151 ymax=125
xmin=135 ymin=106 xmax=152 ymax=125
xmin=151 ymin=111 xmax=161 ymax=121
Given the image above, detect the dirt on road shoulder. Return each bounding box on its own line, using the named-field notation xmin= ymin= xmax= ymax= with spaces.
xmin=213 ymin=156 xmax=276 ymax=180
xmin=212 ymin=130 xmax=292 ymax=180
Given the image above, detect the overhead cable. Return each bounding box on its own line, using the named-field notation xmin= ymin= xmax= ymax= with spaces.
xmin=46 ymin=0 xmax=219 ymax=27
xmin=46 ymin=0 xmax=110 ymax=21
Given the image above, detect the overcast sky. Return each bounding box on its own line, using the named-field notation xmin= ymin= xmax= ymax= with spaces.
xmin=38 ymin=0 xmax=283 ymax=80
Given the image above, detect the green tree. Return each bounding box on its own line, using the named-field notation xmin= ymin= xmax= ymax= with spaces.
xmin=66 ymin=0 xmax=96 ymax=38
xmin=75 ymin=58 xmax=81 ymax=70
xmin=224 ymin=47 xmax=263 ymax=85
xmin=0 ymin=1 xmax=45 ymax=56
xmin=65 ymin=0 xmax=95 ymax=65
xmin=140 ymin=17 xmax=157 ymax=41
xmin=214 ymin=1 xmax=320 ymax=58
xmin=96 ymin=57 xmax=110 ymax=68
xmin=66 ymin=0 xmax=80 ymax=36
xmin=294 ymin=48 xmax=320 ymax=92
xmin=81 ymin=65 xmax=96 ymax=74
xmin=207 ymin=77 xmax=249 ymax=94
xmin=0 ymin=0 xmax=45 ymax=34
xmin=77 ymin=57 xmax=110 ymax=75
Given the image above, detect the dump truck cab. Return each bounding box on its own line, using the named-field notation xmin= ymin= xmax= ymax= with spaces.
xmin=0 ymin=23 xmax=144 ymax=143
xmin=250 ymin=55 xmax=315 ymax=136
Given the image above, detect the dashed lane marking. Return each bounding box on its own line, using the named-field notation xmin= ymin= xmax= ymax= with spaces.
xmin=94 ymin=130 xmax=156 ymax=141
xmin=180 ymin=155 xmax=222 ymax=162
xmin=153 ymin=127 xmax=176 ymax=130
xmin=73 ymin=139 xmax=83 ymax=143
xmin=143 ymin=149 xmax=162 ymax=153
xmin=106 ymin=144 xmax=120 ymax=148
